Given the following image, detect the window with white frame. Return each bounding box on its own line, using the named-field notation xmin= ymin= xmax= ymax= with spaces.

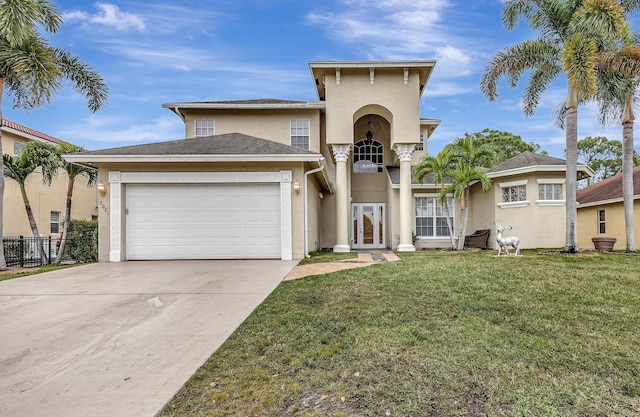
xmin=415 ymin=196 xmax=454 ymax=237
xmin=290 ymin=119 xmax=310 ymax=150
xmin=417 ymin=133 xmax=424 ymax=151
xmin=598 ymin=209 xmax=606 ymax=234
xmin=538 ymin=183 xmax=562 ymax=200
xmin=503 ymin=185 xmax=526 ymax=203
xmin=50 ymin=211 xmax=61 ymax=234
xmin=353 ymin=139 xmax=384 ymax=173
xmin=14 ymin=141 xmax=26 ymax=156
xmin=194 ymin=119 xmax=215 ymax=137
xmin=498 ymin=180 xmax=529 ymax=208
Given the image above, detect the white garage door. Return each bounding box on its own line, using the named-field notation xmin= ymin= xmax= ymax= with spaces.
xmin=126 ymin=183 xmax=281 ymax=260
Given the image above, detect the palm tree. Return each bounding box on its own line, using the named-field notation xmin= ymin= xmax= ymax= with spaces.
xmin=442 ymin=165 xmax=492 ymax=250
xmin=481 ymin=0 xmax=630 ymax=253
xmin=0 ymin=0 xmax=108 ymax=269
xmin=52 ymin=143 xmax=97 ymax=264
xmin=413 ymin=148 xmax=457 ymax=248
xmin=3 ymin=142 xmax=58 ymax=260
xmin=595 ymin=43 xmax=640 ymax=252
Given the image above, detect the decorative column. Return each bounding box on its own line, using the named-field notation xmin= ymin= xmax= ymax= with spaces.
xmin=395 ymin=144 xmax=416 ymax=252
xmin=332 ymin=144 xmax=351 ymax=253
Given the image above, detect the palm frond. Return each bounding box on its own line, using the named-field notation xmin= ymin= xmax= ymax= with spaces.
xmin=54 ymin=48 xmax=109 ymax=113
xmin=0 ymin=0 xmax=61 ymax=45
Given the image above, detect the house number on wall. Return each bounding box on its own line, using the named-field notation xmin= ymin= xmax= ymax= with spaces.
xmin=98 ymin=200 xmax=109 ymax=214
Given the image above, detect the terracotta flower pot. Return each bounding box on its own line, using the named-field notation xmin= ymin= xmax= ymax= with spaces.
xmin=591 ymin=237 xmax=617 ymax=252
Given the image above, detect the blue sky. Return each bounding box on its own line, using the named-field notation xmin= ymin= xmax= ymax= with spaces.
xmin=4 ymin=0 xmax=639 ymax=158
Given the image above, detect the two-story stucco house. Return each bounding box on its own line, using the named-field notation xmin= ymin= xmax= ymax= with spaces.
xmin=66 ymin=60 xmax=592 ymax=262
xmin=2 ymin=120 xmax=98 ymax=238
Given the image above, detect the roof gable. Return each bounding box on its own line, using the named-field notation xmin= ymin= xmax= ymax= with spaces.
xmin=489 ymin=151 xmax=566 ymax=172
xmin=577 ymin=166 xmax=640 ymax=205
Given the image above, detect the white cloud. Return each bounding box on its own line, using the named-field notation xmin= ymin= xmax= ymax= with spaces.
xmin=63 ymin=3 xmax=146 ymax=33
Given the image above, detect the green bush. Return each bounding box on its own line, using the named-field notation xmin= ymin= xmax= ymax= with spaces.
xmin=64 ymin=220 xmax=98 ymax=263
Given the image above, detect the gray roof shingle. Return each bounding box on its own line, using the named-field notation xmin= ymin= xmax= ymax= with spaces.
xmin=76 ymin=133 xmax=319 ymax=156
xmin=488 ymin=151 xmax=566 ymax=173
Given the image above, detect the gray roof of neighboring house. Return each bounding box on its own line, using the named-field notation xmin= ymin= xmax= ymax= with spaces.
xmin=488 ymin=151 xmax=566 ymax=173
xmin=387 ymin=166 xmax=452 ymax=186
xmin=577 ymin=166 xmax=640 ymax=205
xmin=74 ymin=133 xmax=319 ymax=156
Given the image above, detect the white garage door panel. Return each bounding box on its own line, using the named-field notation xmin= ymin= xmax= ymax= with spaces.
xmin=126 ymin=183 xmax=281 ymax=260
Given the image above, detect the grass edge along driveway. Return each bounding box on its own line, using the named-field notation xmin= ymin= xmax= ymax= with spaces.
xmin=161 ymin=251 xmax=640 ymax=417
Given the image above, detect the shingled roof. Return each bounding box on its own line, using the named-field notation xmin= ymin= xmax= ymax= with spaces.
xmin=576 ymin=166 xmax=640 ymax=206
xmin=2 ymin=119 xmax=64 ymax=144
xmin=488 ymin=151 xmax=592 ymax=180
xmin=387 ymin=166 xmax=452 ymax=187
xmin=489 ymin=151 xmax=566 ymax=172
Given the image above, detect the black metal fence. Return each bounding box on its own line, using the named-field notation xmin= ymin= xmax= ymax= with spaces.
xmin=2 ymin=235 xmax=98 ymax=268
xmin=3 ymin=235 xmax=56 ymax=268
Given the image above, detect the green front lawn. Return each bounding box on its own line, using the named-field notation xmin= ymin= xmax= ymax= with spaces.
xmin=161 ymin=251 xmax=640 ymax=416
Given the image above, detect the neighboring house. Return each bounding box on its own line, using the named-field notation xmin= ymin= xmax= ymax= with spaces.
xmin=576 ymin=166 xmax=640 ymax=250
xmin=2 ymin=119 xmax=98 ymax=237
xmin=66 ymin=60 xmax=590 ymax=262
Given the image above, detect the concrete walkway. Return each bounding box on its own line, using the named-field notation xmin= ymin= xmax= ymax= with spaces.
xmin=285 ymin=250 xmax=401 ymax=280
xmin=0 ymin=260 xmax=296 ymax=417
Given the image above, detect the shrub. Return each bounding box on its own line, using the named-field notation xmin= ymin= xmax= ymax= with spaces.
xmin=64 ymin=220 xmax=98 ymax=263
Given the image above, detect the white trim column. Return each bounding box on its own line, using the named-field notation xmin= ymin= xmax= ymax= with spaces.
xmin=332 ymin=144 xmax=351 ymax=253
xmin=395 ymin=144 xmax=416 ymax=252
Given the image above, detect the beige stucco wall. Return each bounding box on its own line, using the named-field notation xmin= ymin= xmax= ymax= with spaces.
xmin=181 ymin=109 xmax=322 ymax=152
xmin=94 ymin=161 xmax=321 ymax=261
xmin=577 ymin=199 xmax=640 ymax=250
xmin=2 ymin=131 xmax=98 ymax=238
xmin=324 ymin=68 xmax=421 ymax=147
xmin=470 ymin=172 xmax=568 ymax=249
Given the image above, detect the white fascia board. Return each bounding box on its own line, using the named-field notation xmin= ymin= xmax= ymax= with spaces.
xmin=577 ymin=195 xmax=640 ymax=208
xmin=309 ymin=60 xmax=436 ymax=69
xmin=64 ymin=154 xmax=325 ymax=164
xmin=161 ymin=102 xmax=326 ymax=110
xmin=487 ymin=164 xmax=594 ymax=179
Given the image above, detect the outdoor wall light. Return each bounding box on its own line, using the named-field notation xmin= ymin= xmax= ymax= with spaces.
xmin=293 ymin=181 xmax=301 ymax=194
xmin=97 ymin=181 xmax=108 ymax=196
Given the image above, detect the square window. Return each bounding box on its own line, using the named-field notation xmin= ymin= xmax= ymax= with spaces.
xmin=502 ymin=185 xmax=526 ymax=203
xmin=195 ymin=119 xmax=215 ymax=137
xmin=538 ymin=183 xmax=562 ymax=200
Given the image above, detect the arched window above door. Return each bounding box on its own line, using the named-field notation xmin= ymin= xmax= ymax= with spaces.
xmin=353 ymin=140 xmax=384 ymax=173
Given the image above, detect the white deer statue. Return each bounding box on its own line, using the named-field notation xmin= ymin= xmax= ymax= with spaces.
xmin=493 ymin=222 xmax=520 ymax=256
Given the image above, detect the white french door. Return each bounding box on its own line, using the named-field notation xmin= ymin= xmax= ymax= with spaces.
xmin=351 ymin=203 xmax=385 ymax=249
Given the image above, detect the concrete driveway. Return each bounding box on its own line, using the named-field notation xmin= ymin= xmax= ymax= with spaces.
xmin=0 ymin=260 xmax=296 ymax=417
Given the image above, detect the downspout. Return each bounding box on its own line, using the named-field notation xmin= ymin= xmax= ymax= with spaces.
xmin=304 ymin=157 xmax=325 ymax=258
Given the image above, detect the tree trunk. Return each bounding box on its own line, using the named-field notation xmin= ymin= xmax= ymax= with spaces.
xmin=55 ymin=179 xmax=75 ymax=264
xmin=564 ymin=86 xmax=579 ymax=253
xmin=442 ymin=194 xmax=456 ymax=249
xmin=622 ymin=98 xmax=636 ymax=252
xmin=0 ymin=78 xmax=6 ymax=270
xmin=457 ymin=189 xmax=470 ymax=250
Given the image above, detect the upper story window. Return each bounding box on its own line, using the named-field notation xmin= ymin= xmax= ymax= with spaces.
xmin=290 ymin=119 xmax=310 ymax=150
xmin=353 ymin=140 xmax=384 ymax=173
xmin=498 ymin=180 xmax=529 ymax=208
xmin=14 ymin=141 xmax=26 ymax=156
xmin=417 ymin=133 xmax=424 ymax=151
xmin=195 ymin=119 xmax=215 ymax=137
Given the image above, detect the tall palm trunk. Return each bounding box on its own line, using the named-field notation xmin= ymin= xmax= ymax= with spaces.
xmin=0 ymin=77 xmax=6 ymax=270
xmin=442 ymin=199 xmax=456 ymax=249
xmin=19 ymin=181 xmax=47 ymax=262
xmin=564 ymin=86 xmax=579 ymax=253
xmin=622 ymin=97 xmax=636 ymax=252
xmin=55 ymin=179 xmax=74 ymax=264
